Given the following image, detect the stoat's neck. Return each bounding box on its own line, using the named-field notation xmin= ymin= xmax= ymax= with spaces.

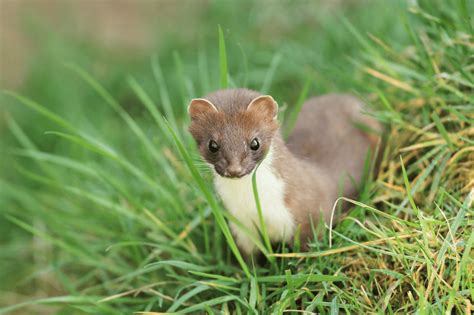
xmin=271 ymin=131 xmax=335 ymax=197
xmin=266 ymin=133 xmax=301 ymax=176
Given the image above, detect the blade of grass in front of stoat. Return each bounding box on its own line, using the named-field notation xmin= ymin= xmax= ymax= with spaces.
xmin=251 ymin=164 xmax=274 ymax=259
xmin=164 ymin=120 xmax=251 ymax=278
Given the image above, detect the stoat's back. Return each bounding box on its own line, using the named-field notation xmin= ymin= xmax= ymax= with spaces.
xmin=286 ymin=94 xmax=381 ymax=199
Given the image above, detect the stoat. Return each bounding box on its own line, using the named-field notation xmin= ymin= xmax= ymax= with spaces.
xmin=188 ymin=88 xmax=380 ymax=254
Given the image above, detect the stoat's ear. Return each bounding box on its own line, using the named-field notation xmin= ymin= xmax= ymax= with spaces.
xmin=246 ymin=95 xmax=278 ymax=120
xmin=188 ymin=98 xmax=218 ymax=121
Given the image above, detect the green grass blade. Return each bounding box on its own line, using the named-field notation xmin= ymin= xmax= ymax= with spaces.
xmin=283 ymin=76 xmax=311 ymax=139
xmin=2 ymin=90 xmax=77 ymax=132
xmin=164 ymin=120 xmax=250 ymax=278
xmin=218 ymin=25 xmax=228 ymax=88
xmin=251 ymin=164 xmax=274 ymax=258
xmin=151 ymin=55 xmax=178 ymax=130
xmin=260 ymin=52 xmax=282 ymax=94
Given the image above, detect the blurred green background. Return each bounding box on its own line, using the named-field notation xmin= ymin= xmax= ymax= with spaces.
xmin=1 ymin=0 xmax=472 ymax=313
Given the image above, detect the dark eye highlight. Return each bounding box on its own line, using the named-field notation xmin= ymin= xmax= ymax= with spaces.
xmin=208 ymin=140 xmax=220 ymax=153
xmin=250 ymin=138 xmax=260 ymax=151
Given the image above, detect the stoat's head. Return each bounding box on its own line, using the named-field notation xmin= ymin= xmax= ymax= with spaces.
xmin=188 ymin=89 xmax=279 ymax=178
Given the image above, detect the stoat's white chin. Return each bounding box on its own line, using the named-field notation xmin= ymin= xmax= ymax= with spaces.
xmin=213 ymin=145 xmax=296 ymax=255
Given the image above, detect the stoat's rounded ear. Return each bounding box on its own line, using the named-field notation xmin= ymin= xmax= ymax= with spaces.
xmin=187 ymin=98 xmax=218 ymax=120
xmin=246 ymin=95 xmax=278 ymax=120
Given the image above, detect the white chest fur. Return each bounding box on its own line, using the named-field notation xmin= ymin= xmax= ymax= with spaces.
xmin=213 ymin=147 xmax=295 ymax=254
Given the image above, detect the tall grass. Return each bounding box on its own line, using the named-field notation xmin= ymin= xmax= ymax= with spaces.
xmin=1 ymin=0 xmax=472 ymax=313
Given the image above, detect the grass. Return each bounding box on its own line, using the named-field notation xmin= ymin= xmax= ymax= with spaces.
xmin=1 ymin=0 xmax=473 ymax=314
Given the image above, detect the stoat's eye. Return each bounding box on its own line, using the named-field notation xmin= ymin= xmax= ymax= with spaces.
xmin=208 ymin=140 xmax=220 ymax=153
xmin=250 ymin=138 xmax=260 ymax=151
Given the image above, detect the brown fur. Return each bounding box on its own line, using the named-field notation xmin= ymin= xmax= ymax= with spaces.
xmin=286 ymin=94 xmax=381 ymax=200
xmin=188 ymin=89 xmax=381 ymax=247
xmin=281 ymin=94 xmax=381 ymax=243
